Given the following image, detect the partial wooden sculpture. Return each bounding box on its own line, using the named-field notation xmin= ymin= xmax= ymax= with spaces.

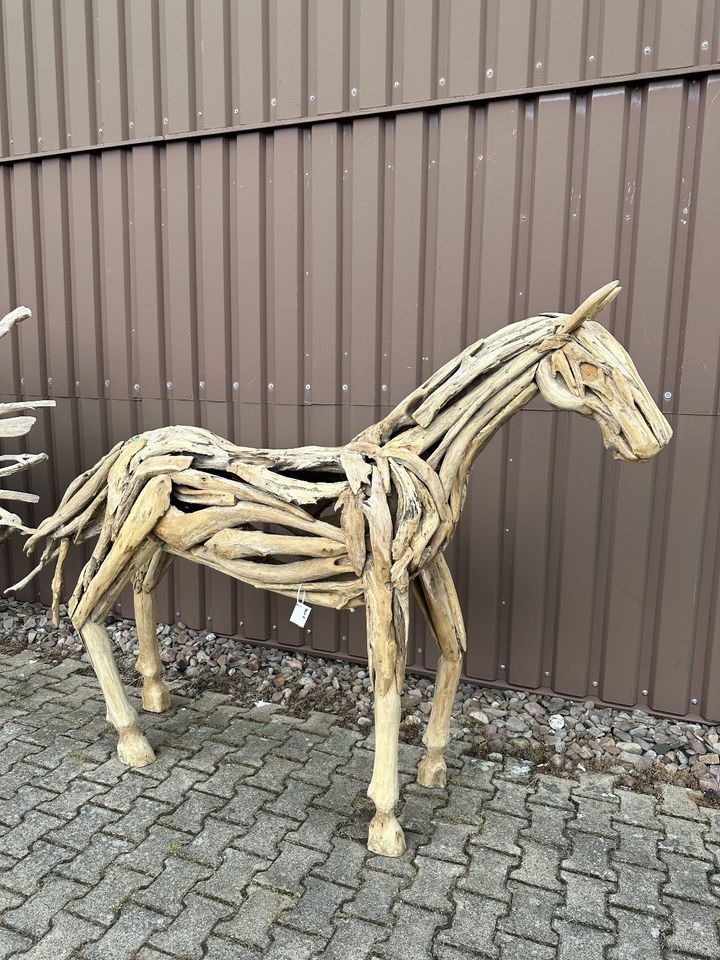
xmin=12 ymin=282 xmax=672 ymax=857
xmin=0 ymin=307 xmax=55 ymax=540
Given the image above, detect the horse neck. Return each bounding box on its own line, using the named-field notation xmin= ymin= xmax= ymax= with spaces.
xmin=360 ymin=315 xmax=558 ymax=520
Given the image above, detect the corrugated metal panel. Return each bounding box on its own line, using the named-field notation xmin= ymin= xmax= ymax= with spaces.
xmin=1 ymin=0 xmax=719 ymax=159
xmin=2 ymin=73 xmax=720 ymax=720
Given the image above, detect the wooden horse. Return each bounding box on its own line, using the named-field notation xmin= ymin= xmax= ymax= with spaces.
xmin=13 ymin=282 xmax=672 ymax=856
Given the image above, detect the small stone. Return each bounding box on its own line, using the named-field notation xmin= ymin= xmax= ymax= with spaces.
xmin=698 ymin=753 xmax=719 ymax=765
xmin=548 ymin=715 xmax=565 ymax=731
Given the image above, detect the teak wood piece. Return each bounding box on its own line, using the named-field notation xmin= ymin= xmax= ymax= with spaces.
xmin=13 ymin=282 xmax=672 ymax=857
xmin=0 ymin=307 xmax=55 ymax=540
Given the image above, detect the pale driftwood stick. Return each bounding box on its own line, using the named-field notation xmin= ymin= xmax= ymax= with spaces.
xmin=11 ymin=283 xmax=673 ymax=862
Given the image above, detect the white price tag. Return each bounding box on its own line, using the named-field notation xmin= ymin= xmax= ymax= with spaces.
xmin=290 ymin=601 xmax=312 ymax=627
xmin=290 ymin=585 xmax=312 ymax=627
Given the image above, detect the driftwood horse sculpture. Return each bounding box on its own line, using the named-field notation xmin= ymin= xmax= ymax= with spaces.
xmin=13 ymin=282 xmax=672 ymax=856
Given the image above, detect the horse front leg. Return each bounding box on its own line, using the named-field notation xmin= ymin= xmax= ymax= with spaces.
xmin=365 ymin=567 xmax=408 ymax=857
xmin=133 ymin=585 xmax=171 ymax=713
xmin=412 ymin=553 xmax=466 ymax=788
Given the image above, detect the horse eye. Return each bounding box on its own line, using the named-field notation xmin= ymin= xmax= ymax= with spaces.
xmin=580 ymin=362 xmax=599 ymax=382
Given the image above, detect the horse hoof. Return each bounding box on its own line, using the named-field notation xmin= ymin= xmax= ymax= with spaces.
xmin=117 ymin=728 xmax=155 ymax=767
xmin=141 ymin=683 xmax=171 ymax=713
xmin=368 ymin=812 xmax=406 ymax=857
xmin=417 ymin=754 xmax=447 ymax=788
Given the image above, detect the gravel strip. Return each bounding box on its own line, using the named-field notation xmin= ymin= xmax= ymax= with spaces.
xmin=2 ymin=597 xmax=719 ymax=799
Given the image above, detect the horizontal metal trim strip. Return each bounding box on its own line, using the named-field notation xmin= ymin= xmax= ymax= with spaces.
xmin=1 ymin=62 xmax=717 ymax=166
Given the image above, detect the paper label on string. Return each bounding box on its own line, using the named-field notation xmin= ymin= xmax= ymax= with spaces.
xmin=290 ymin=601 xmax=312 ymax=627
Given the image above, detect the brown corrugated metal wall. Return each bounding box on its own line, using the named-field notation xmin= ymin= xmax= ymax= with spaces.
xmin=1 ymin=2 xmax=720 ymax=721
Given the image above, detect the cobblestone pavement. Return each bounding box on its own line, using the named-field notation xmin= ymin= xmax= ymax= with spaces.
xmin=1 ymin=648 xmax=719 ymax=959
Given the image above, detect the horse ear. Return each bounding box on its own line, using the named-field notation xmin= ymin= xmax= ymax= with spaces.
xmin=559 ymin=280 xmax=622 ymax=335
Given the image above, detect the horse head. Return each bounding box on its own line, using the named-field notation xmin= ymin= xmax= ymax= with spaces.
xmin=536 ymin=281 xmax=672 ymax=461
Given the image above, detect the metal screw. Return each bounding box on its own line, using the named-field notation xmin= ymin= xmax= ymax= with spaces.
xmin=501 ymin=600 xmax=506 ymax=606
xmin=75 ymin=380 xmax=80 ymax=387
xmin=643 ymin=46 xmax=651 ymax=55
xmin=504 ymin=527 xmax=510 ymax=533
xmin=268 ymin=382 xmax=274 ymax=391
xmin=305 ymin=383 xmax=311 ymax=391
xmin=701 ymin=40 xmax=710 ymax=50
xmin=20 ymin=377 xmax=25 ymax=385
xmin=588 ymin=54 xmax=596 ymax=62
xmin=47 ymin=377 xmax=53 ymax=385
xmin=197 ymin=111 xmax=203 ymax=118
xmin=351 ymin=88 xmax=358 ymax=97
xmin=691 ymin=697 xmax=698 ymax=705
xmin=175 ymin=611 xmax=181 ymax=619
xmin=416 ymin=647 xmax=423 ymax=655
xmin=309 ymin=95 xmax=315 ymax=103
xmin=38 ymin=136 xmax=43 ymax=144
xmin=104 ymin=378 xmax=111 ymax=387
xmin=381 ymin=384 xmax=388 ymax=392
xmin=239 ymin=621 xmax=244 ymax=627
xmin=499 ymin=664 xmax=506 ymax=670
xmin=486 ymin=68 xmax=494 ymax=79
xmin=271 ymin=97 xmax=278 ymax=106
xmin=393 ymin=80 xmax=400 ymax=88
xmin=129 ymin=121 xmax=134 ymax=129
xmin=233 ymin=381 xmax=240 ymax=390
xmin=544 ymin=670 xmax=551 ymax=678
xmin=166 ymin=380 xmax=173 ymax=389
xmin=535 ymin=62 xmax=543 ymax=70
xmin=163 ymin=117 xmax=169 ymax=125
xmin=133 ymin=383 xmax=140 ymax=391
xmin=664 ymin=391 xmax=672 ymax=400
xmin=592 ymin=680 xmax=599 ymax=687
xmin=341 ymin=635 xmax=347 ymax=642
xmin=233 ymin=107 xmax=239 ymax=114
xmin=98 ymin=127 xmax=103 ymax=134
xmin=641 ymin=689 xmax=648 ymax=696
xmin=306 ymin=628 xmax=311 ymax=634
xmin=272 ymin=624 xmax=277 ymax=630
xmin=438 ymin=77 xmax=446 ymax=86
xmin=342 ymin=384 xmax=348 ymax=392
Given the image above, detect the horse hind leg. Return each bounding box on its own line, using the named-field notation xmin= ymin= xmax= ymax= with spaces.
xmin=133 ymin=552 xmax=174 ymax=713
xmin=412 ymin=554 xmax=465 ymax=789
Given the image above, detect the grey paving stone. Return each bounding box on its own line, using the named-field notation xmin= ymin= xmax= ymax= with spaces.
xmin=0 ymin=888 xmax=24 ymax=912
xmin=179 ymin=740 xmax=235 ymax=774
xmin=2 ymin=810 xmax=63 ymax=857
xmin=214 ymin=783 xmax=270 ymax=825
xmin=555 ymin=919 xmax=615 ymax=960
xmin=272 ymin=730 xmax=323 ymax=762
xmin=613 ymin=789 xmax=659 ymax=828
xmin=157 ymin=789 xmax=224 ymax=834
xmin=562 ymin=831 xmax=617 ymax=880
xmin=510 ymin=839 xmax=563 ymax=891
xmin=70 ymin=866 xmax=153 ymax=926
xmin=324 ymin=916 xmax=390 ymax=960
xmin=221 ymin=735 xmax=276 ymax=767
xmin=233 ymin=810 xmax=295 ymax=859
xmin=380 ymin=902 xmax=448 ymax=960
xmin=8 ymin=910 xmax=102 ymax=960
xmin=572 ymin=773 xmax=620 ymax=803
xmin=55 ymin=833 xmax=133 ymax=885
xmin=459 ymin=846 xmax=518 ymax=903
xmin=662 ymin=897 xmax=720 ymax=958
xmin=0 ymin=840 xmax=73 ymax=895
xmin=313 ymin=836 xmax=368 ymax=889
xmin=437 ymin=783 xmax=489 ymax=824
xmin=496 ymin=932 xmax=556 ymax=960
xmin=0 ymin=926 xmax=32 ymax=959
xmin=0 ymin=785 xmax=57 ymax=827
xmin=343 ymin=868 xmax=404 ymax=925
xmin=0 ymin=760 xmax=43 ymax=800
xmin=115 ymin=824 xmax=188 ymax=878
xmin=82 ymin=903 xmax=168 ymax=960
xmin=416 ymin=820 xmax=475 ymax=863
xmin=94 ymin=773 xmax=147 ymax=812
xmin=134 ymin=856 xmax=212 ymax=916
xmin=658 ymin=815 xmax=713 ymax=861
xmin=530 ymin=774 xmax=575 ymax=810
xmin=397 ymin=788 xmax=446 ymax=835
xmin=521 ymin=800 xmax=572 ymax=850
xmin=244 ymin=754 xmax=303 ymax=792
xmin=497 ymin=882 xmax=561 ymax=946
xmin=557 ymin=870 xmax=616 ymax=930
xmin=193 ymin=762 xmax=254 ymax=798
xmin=400 ymin=855 xmax=465 ymax=912
xmin=265 ymin=925 xmax=326 ymax=959
xmin=141 ymin=764 xmax=208 ymax=803
xmin=202 ymin=938 xmax=258 ymax=960
xmin=661 ymin=850 xmax=720 ymax=905
xmin=473 ymin=810 xmax=526 ymax=856
xmin=317 ymin=726 xmax=364 ymax=756
xmin=148 ymin=892 xmax=232 ymax=959
xmin=3 ymin=876 xmax=86 ymax=937
xmin=315 ymin=774 xmax=367 ymax=814
xmin=46 ymin=803 xmax=119 ymax=851
xmin=177 ymin=816 xmax=246 ymax=867
xmin=436 ymin=891 xmax=506 ymax=958
xmin=449 ymin=757 xmax=496 ymax=792
xmin=215 ymin=882 xmax=295 ymax=948
xmin=254 ymin=840 xmax=326 ymax=895
xmin=197 ymin=848 xmax=265 ymax=906
xmin=657 ymin=784 xmax=707 ymax=821
xmin=570 ymin=796 xmax=619 ymax=838
xmin=487 ymin=781 xmax=531 ymax=819
xmin=264 ymin=779 xmax=322 ymax=820
xmin=607 ymin=907 xmax=668 ymax=960
xmin=291 ymin=750 xmax=344 ymax=787
xmin=281 ymin=876 xmax=354 ymax=935
xmin=287 ymin=806 xmax=345 ymax=851
xmin=365 ymin=830 xmax=425 ymax=878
